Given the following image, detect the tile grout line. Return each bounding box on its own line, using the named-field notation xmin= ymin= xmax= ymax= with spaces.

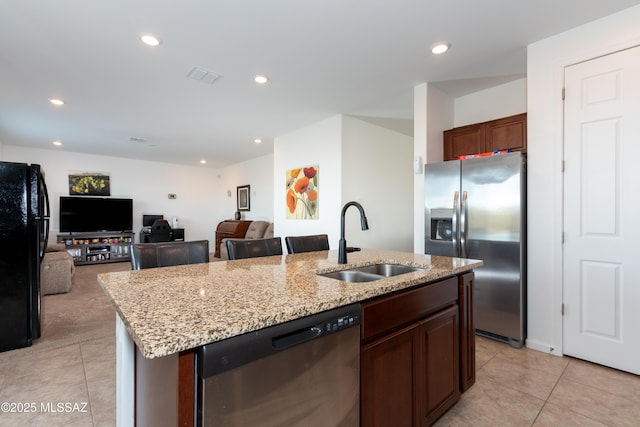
xmin=78 ymin=341 xmax=97 ymax=426
xmin=528 ymin=355 xmax=570 ymax=426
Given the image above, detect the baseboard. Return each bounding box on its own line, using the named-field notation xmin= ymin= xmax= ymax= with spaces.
xmin=525 ymin=338 xmax=563 ymax=356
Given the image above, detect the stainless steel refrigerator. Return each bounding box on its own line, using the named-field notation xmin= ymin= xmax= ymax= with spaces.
xmin=0 ymin=161 xmax=50 ymax=352
xmin=425 ymin=152 xmax=526 ymax=347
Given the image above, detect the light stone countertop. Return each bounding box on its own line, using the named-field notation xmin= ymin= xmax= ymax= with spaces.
xmin=97 ymin=249 xmax=482 ymax=359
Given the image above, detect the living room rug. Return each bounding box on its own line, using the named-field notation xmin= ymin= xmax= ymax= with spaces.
xmin=0 ymin=261 xmax=131 ymax=361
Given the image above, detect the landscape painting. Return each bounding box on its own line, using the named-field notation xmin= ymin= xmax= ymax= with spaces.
xmin=68 ymin=173 xmax=111 ymax=196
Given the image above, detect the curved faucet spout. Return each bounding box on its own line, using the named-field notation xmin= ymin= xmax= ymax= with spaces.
xmin=339 ymin=201 xmax=369 ymax=264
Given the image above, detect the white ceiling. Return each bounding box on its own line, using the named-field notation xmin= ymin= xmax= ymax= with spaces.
xmin=1 ymin=1 xmax=638 ymax=168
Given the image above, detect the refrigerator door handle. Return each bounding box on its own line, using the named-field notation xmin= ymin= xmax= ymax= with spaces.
xmin=37 ymin=172 xmax=50 ymax=259
xmin=460 ymin=191 xmax=469 ymax=258
xmin=452 ymin=191 xmax=459 ymax=257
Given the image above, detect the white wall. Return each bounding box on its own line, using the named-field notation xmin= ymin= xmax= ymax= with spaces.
xmin=274 ymin=114 xmax=414 ymax=252
xmin=2 ymin=145 xmax=221 ymax=245
xmin=427 ymin=85 xmax=453 ymax=165
xmin=413 ymin=83 xmax=455 ymax=254
xmin=274 ymin=115 xmax=344 ymax=246
xmin=342 ymin=115 xmax=413 ymax=252
xmin=526 ymin=4 xmax=640 ymax=355
xmin=218 ymin=153 xmax=274 ymax=222
xmin=454 ymin=78 xmax=527 ymax=127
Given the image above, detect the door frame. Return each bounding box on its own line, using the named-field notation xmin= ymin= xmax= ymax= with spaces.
xmin=556 ymin=44 xmax=640 ymax=355
xmin=525 ymin=21 xmax=640 ymax=357
xmin=561 ymin=46 xmax=640 ymax=371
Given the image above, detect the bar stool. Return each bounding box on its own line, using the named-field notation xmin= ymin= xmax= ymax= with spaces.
xmin=285 ymin=234 xmax=330 ymax=254
xmin=226 ymin=237 xmax=283 ymax=260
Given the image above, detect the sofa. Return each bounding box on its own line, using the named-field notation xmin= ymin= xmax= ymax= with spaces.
xmin=41 ymin=244 xmax=76 ymax=295
xmin=218 ymin=220 xmax=274 ymax=260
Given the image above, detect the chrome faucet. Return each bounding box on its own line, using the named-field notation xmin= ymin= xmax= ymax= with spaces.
xmin=338 ymin=201 xmax=369 ymax=264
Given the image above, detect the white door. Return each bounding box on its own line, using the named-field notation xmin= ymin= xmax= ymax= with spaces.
xmin=563 ymin=46 xmax=640 ymax=375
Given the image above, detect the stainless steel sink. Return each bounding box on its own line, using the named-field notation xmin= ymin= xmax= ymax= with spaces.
xmin=318 ymin=270 xmax=383 ymax=282
xmin=318 ymin=263 xmax=426 ymax=283
xmin=351 ymin=263 xmax=424 ymax=277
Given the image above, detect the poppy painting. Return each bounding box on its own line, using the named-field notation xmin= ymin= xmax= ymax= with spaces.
xmin=286 ymin=165 xmax=318 ymax=219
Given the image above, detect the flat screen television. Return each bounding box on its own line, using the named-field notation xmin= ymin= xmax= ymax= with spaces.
xmin=59 ymin=196 xmax=133 ymax=233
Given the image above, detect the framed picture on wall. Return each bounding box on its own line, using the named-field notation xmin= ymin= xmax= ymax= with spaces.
xmin=68 ymin=173 xmax=111 ymax=196
xmin=237 ymin=185 xmax=250 ymax=211
xmin=286 ymin=165 xmax=318 ymax=220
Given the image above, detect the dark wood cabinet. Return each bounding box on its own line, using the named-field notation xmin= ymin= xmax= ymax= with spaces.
xmin=213 ymin=220 xmax=252 ymax=258
xmin=361 ymin=323 xmax=420 ymax=427
xmin=444 ymin=113 xmax=527 ymax=161
xmin=421 ymin=305 xmax=460 ymax=425
xmin=360 ymin=276 xmax=465 ymax=426
xmin=443 ymin=123 xmax=486 ymax=161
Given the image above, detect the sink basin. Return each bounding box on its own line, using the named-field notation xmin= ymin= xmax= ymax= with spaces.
xmin=318 ymin=263 xmax=426 ymax=283
xmin=352 ymin=263 xmax=425 ymax=277
xmin=318 ymin=270 xmax=383 ymax=282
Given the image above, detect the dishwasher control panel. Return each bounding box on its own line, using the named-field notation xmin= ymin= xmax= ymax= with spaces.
xmin=324 ymin=312 xmax=360 ymax=333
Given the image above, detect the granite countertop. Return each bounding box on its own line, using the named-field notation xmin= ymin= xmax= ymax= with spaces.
xmin=97 ymin=249 xmax=482 ymax=359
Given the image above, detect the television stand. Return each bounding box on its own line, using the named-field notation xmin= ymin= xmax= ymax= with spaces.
xmin=57 ymin=231 xmax=134 ymax=266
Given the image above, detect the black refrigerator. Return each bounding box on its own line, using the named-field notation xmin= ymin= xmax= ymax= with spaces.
xmin=0 ymin=161 xmax=50 ymax=352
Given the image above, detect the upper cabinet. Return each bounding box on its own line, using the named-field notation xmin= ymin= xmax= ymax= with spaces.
xmin=443 ymin=113 xmax=527 ymax=161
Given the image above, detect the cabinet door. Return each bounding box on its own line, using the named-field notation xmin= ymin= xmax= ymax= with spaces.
xmin=459 ymin=272 xmax=475 ymax=392
xmin=443 ymin=124 xmax=485 ymax=161
xmin=421 ymin=305 xmax=460 ymax=426
xmin=361 ymin=323 xmax=420 ymax=427
xmin=484 ymin=113 xmax=527 ymax=153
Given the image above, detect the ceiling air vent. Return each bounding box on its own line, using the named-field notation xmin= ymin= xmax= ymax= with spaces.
xmin=187 ymin=66 xmax=221 ymax=85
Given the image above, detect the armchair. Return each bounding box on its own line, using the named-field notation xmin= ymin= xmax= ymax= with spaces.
xmin=218 ymin=221 xmax=274 ymax=260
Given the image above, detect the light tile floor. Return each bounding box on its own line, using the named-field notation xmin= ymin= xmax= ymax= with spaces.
xmin=0 ymin=334 xmax=115 ymax=426
xmin=1 ymin=330 xmax=638 ymax=426
xmin=436 ymin=336 xmax=640 ymax=426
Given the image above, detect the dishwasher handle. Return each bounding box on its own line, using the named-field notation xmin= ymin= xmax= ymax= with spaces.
xmin=272 ymin=326 xmax=323 ymax=350
xmin=198 ymin=303 xmax=361 ymax=378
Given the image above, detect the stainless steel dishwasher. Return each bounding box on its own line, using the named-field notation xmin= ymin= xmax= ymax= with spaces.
xmin=195 ymin=303 xmax=361 ymax=427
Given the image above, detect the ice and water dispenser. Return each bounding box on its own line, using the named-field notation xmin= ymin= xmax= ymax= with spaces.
xmin=430 ymin=208 xmax=453 ymax=241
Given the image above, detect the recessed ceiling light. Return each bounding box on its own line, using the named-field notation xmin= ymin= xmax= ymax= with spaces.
xmin=52 ymin=140 xmax=63 ymax=146
xmin=254 ymin=74 xmax=269 ymax=84
xmin=254 ymin=139 xmax=262 ymax=144
xmin=141 ymin=34 xmax=161 ymax=46
xmin=431 ymin=42 xmax=450 ymax=55
xmin=200 ymin=159 xmax=207 ymax=164
xmin=49 ymin=98 xmax=64 ymax=106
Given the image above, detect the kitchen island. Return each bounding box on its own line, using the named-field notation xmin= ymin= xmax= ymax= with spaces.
xmin=98 ymin=249 xmax=482 ymax=426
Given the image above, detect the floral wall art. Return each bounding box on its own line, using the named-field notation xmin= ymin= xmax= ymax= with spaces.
xmin=286 ymin=165 xmax=318 ymax=220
